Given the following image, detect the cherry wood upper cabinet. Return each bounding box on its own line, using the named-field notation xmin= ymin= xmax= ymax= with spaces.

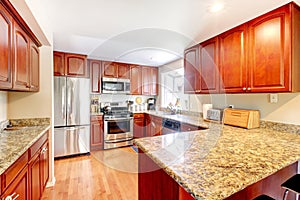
xmin=29 ymin=42 xmax=39 ymax=92
xmin=0 ymin=4 xmax=13 ymax=89
xmin=151 ymin=67 xmax=158 ymax=95
xmin=130 ymin=65 xmax=142 ymax=95
xmin=89 ymin=59 xmax=101 ymax=93
xmin=53 ymin=51 xmax=65 ymax=76
xmin=199 ymin=37 xmax=219 ymax=94
xmin=117 ymin=63 xmax=130 ymax=79
xmin=102 ymin=61 xmax=117 ymax=78
xmin=13 ymin=23 xmax=30 ymax=91
xmin=64 ymin=53 xmax=88 ymax=77
xmin=142 ymin=66 xmax=151 ymax=95
xmin=184 ymin=45 xmax=200 ymax=94
xmin=219 ymin=25 xmax=247 ymax=93
xmin=248 ymin=4 xmax=292 ymax=93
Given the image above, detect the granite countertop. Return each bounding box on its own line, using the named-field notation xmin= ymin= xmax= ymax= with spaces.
xmin=0 ymin=118 xmax=50 ymax=175
xmin=134 ymin=113 xmax=300 ymax=200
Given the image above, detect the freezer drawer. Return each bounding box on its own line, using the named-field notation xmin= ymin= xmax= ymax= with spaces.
xmin=54 ymin=126 xmax=90 ymax=158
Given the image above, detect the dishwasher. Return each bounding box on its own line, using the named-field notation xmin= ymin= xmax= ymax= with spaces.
xmin=162 ymin=119 xmax=181 ymax=135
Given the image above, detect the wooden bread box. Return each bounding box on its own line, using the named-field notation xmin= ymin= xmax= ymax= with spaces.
xmin=223 ymin=108 xmax=260 ymax=129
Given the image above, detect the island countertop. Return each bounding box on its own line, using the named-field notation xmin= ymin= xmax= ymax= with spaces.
xmin=0 ymin=119 xmax=50 ymax=175
xmin=134 ymin=114 xmax=300 ymax=200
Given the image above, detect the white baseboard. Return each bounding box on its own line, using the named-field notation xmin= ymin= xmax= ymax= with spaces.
xmin=46 ymin=177 xmax=56 ymax=188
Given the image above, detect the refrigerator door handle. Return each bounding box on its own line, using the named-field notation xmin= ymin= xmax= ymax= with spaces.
xmin=67 ymin=84 xmax=72 ymax=121
xmin=62 ymin=85 xmax=65 ymax=120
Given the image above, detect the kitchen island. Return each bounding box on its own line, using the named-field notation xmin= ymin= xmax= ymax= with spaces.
xmin=134 ymin=114 xmax=300 ymax=200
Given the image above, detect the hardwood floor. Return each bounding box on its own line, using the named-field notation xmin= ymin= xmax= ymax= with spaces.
xmin=42 ymin=147 xmax=138 ymax=200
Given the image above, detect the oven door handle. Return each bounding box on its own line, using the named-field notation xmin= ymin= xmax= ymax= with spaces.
xmin=104 ymin=117 xmax=133 ymax=121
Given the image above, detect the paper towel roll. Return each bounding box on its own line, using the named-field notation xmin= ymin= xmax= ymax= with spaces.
xmin=203 ymin=104 xmax=213 ymax=119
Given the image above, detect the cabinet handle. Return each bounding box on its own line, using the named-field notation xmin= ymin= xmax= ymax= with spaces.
xmin=188 ymin=128 xmax=191 ymax=131
xmin=5 ymin=193 xmax=20 ymax=200
xmin=242 ymin=87 xmax=246 ymax=91
xmin=247 ymin=87 xmax=251 ymax=91
xmin=41 ymin=147 xmax=48 ymax=154
xmin=25 ymin=84 xmax=30 ymax=88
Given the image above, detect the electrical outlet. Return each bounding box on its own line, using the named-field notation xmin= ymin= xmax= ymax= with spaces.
xmin=269 ymin=94 xmax=278 ymax=103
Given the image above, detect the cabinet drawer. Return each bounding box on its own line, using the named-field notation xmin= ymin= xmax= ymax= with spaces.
xmin=29 ymin=131 xmax=48 ymax=159
xmin=181 ymin=123 xmax=200 ymax=132
xmin=134 ymin=113 xmax=144 ymax=119
xmin=2 ymin=151 xmax=28 ymax=191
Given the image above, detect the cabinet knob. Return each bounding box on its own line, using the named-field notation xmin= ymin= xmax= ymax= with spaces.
xmin=242 ymin=87 xmax=246 ymax=91
xmin=247 ymin=87 xmax=251 ymax=91
xmin=188 ymin=128 xmax=191 ymax=131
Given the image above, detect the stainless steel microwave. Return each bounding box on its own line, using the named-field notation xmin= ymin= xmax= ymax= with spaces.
xmin=102 ymin=77 xmax=131 ymax=94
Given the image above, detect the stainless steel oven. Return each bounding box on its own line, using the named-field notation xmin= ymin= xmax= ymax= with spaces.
xmin=104 ymin=117 xmax=133 ymax=149
xmin=102 ymin=77 xmax=130 ymax=94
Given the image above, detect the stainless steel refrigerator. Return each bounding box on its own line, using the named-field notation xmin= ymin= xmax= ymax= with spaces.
xmin=54 ymin=76 xmax=90 ymax=158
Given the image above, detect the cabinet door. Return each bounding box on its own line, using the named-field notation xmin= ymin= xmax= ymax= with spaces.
xmin=199 ymin=37 xmax=219 ymax=94
xmin=151 ymin=67 xmax=158 ymax=95
xmin=65 ymin=53 xmax=88 ymax=77
xmin=0 ymin=5 xmax=13 ymax=89
xmin=130 ymin=65 xmax=142 ymax=95
xmin=134 ymin=115 xmax=145 ymax=138
xmin=90 ymin=116 xmax=103 ymax=150
xmin=53 ymin=51 xmax=65 ymax=76
xmin=40 ymin=142 xmax=49 ymax=190
xmin=142 ymin=67 xmax=151 ymax=95
xmin=1 ymin=167 xmax=29 ymax=200
xmin=102 ymin=61 xmax=117 ymax=78
xmin=118 ymin=63 xmax=130 ymax=79
xmin=219 ymin=25 xmax=247 ymax=93
xmin=184 ymin=46 xmax=200 ymax=94
xmin=248 ymin=6 xmax=291 ymax=92
xmin=29 ymin=152 xmax=41 ymax=200
xmin=29 ymin=42 xmax=39 ymax=91
xmin=13 ymin=23 xmax=30 ymax=91
xmin=90 ymin=60 xmax=101 ymax=93
xmin=152 ymin=117 xmax=162 ymax=136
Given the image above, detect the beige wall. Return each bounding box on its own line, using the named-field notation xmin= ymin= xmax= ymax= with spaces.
xmin=0 ymin=92 xmax=7 ymax=121
xmin=160 ymin=59 xmax=300 ymax=125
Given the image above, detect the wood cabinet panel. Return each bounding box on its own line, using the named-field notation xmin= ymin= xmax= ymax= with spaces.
xmin=151 ymin=67 xmax=158 ymax=95
xmin=13 ymin=23 xmax=30 ymax=91
xmin=40 ymin=142 xmax=49 ymax=191
xmin=219 ymin=25 xmax=247 ymax=93
xmin=102 ymin=61 xmax=117 ymax=78
xmin=134 ymin=113 xmax=144 ymax=138
xmin=142 ymin=67 xmax=151 ymax=95
xmin=91 ymin=116 xmax=104 ymax=150
xmin=184 ymin=46 xmax=200 ymax=94
xmin=199 ymin=37 xmax=219 ymax=94
xmin=29 ymin=42 xmax=39 ymax=91
xmin=1 ymin=166 xmax=29 ymax=200
xmin=130 ymin=65 xmax=142 ymax=95
xmin=248 ymin=6 xmax=290 ymax=92
xmin=145 ymin=115 xmax=162 ymax=137
xmin=65 ymin=53 xmax=88 ymax=77
xmin=53 ymin=51 xmax=65 ymax=76
xmin=0 ymin=4 xmax=13 ymax=89
xmin=89 ymin=59 xmax=101 ymax=93
xmin=181 ymin=123 xmax=203 ymax=132
xmin=29 ymin=152 xmax=41 ymax=200
xmin=117 ymin=63 xmax=130 ymax=79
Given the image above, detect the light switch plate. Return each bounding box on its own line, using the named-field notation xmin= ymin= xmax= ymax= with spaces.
xmin=269 ymin=94 xmax=278 ymax=103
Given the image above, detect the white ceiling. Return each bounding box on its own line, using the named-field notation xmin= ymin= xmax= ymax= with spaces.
xmin=48 ymin=0 xmax=298 ymax=66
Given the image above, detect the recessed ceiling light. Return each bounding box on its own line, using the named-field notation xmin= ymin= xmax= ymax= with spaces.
xmin=209 ymin=3 xmax=224 ymax=13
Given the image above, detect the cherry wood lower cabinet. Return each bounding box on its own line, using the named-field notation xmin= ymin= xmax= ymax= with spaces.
xmin=134 ymin=113 xmax=145 ymax=138
xmin=90 ymin=115 xmax=104 ymax=150
xmin=0 ymin=131 xmax=49 ymax=200
xmin=138 ymin=149 xmax=194 ymax=200
xmin=145 ymin=115 xmax=162 ymax=137
xmin=180 ymin=123 xmax=205 ymax=132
